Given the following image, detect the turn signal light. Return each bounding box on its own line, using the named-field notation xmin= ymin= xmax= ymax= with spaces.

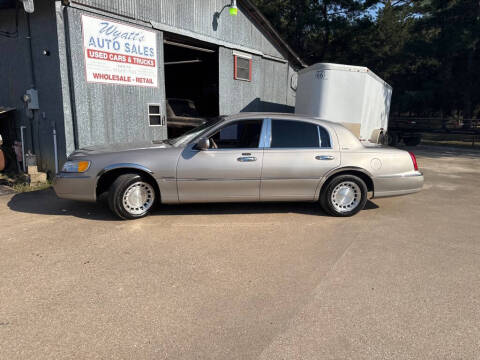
xmin=409 ymin=152 xmax=418 ymax=171
xmin=77 ymin=161 xmax=90 ymax=173
xmin=61 ymin=160 xmax=91 ymax=173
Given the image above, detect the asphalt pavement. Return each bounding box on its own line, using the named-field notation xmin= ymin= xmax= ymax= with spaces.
xmin=1 ymin=145 xmax=479 ymax=359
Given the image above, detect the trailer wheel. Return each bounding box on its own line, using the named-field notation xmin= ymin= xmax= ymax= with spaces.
xmin=404 ymin=136 xmax=421 ymax=146
xmin=387 ymin=132 xmax=399 ymax=146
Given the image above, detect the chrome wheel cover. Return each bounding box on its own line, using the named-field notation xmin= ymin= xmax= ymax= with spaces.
xmin=122 ymin=181 xmax=155 ymax=215
xmin=331 ymin=181 xmax=361 ymax=213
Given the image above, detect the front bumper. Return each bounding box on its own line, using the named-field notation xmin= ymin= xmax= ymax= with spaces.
xmin=53 ymin=173 xmax=96 ymax=202
xmin=373 ymin=171 xmax=424 ymax=198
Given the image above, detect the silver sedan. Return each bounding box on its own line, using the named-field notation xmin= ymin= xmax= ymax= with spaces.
xmin=53 ymin=113 xmax=424 ymax=219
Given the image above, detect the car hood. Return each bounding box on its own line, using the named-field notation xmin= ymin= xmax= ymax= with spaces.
xmin=69 ymin=141 xmax=173 ymax=158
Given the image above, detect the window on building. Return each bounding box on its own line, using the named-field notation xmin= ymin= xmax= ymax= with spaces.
xmin=148 ymin=104 xmax=164 ymax=126
xmin=209 ymin=120 xmax=262 ymax=149
xmin=271 ymin=120 xmax=330 ymax=148
xmin=234 ymin=55 xmax=252 ymax=81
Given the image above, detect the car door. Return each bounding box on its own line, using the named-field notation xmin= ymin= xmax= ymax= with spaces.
xmin=260 ymin=118 xmax=340 ymax=201
xmin=177 ymin=119 xmax=265 ymax=202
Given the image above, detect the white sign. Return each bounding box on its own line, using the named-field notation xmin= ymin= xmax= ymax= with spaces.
xmin=81 ymin=15 xmax=158 ymax=87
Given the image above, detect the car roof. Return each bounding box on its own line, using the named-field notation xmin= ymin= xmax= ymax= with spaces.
xmin=225 ymin=112 xmax=339 ymax=128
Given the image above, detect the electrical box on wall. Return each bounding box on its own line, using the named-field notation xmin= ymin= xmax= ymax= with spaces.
xmin=26 ymin=89 xmax=39 ymax=110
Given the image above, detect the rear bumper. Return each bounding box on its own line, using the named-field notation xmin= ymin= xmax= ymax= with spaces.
xmin=373 ymin=171 xmax=424 ymax=198
xmin=53 ymin=173 xmax=96 ymax=202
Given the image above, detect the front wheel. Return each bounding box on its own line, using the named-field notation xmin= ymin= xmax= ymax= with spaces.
xmin=320 ymin=175 xmax=368 ymax=217
xmin=108 ymin=173 xmax=157 ymax=219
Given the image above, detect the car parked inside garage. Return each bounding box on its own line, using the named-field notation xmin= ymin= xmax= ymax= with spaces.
xmin=165 ymin=98 xmax=207 ymax=138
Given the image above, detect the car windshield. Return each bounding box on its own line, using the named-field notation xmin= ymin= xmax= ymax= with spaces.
xmin=167 ymin=116 xmax=225 ymax=146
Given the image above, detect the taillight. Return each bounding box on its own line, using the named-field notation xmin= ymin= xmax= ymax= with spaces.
xmin=409 ymin=151 xmax=418 ymax=171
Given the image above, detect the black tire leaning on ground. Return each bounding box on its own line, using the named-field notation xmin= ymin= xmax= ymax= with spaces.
xmin=108 ymin=173 xmax=157 ymax=220
xmin=320 ymin=175 xmax=368 ymax=217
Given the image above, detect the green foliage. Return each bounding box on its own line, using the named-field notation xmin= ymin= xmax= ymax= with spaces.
xmin=252 ymin=0 xmax=480 ymax=118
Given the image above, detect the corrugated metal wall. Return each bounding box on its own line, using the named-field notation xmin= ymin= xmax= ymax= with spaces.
xmin=71 ymin=0 xmax=283 ymax=58
xmin=0 ymin=0 xmax=68 ymax=174
xmin=1 ymin=0 xmax=298 ymax=175
xmin=65 ymin=7 xmax=167 ymax=148
xmin=65 ymin=0 xmax=296 ymax=150
xmin=218 ymin=47 xmax=295 ymax=114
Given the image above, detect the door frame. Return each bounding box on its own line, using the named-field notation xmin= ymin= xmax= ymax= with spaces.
xmin=175 ymin=118 xmax=268 ymax=202
xmin=259 ymin=118 xmax=340 ymax=201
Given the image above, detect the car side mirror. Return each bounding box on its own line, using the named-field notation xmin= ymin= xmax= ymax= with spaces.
xmin=195 ymin=138 xmax=210 ymax=151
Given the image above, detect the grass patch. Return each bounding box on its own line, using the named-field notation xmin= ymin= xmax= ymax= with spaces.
xmin=421 ymin=140 xmax=480 ymax=150
xmin=12 ymin=181 xmax=52 ymax=193
xmin=419 ymin=133 xmax=480 ymax=150
xmin=0 ymin=172 xmax=51 ymax=193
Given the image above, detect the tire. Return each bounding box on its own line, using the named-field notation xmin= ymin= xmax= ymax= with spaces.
xmin=404 ymin=136 xmax=421 ymax=146
xmin=108 ymin=173 xmax=157 ymax=220
xmin=387 ymin=132 xmax=399 ymax=146
xmin=320 ymin=175 xmax=368 ymax=217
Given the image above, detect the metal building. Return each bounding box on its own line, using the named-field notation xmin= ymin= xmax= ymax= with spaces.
xmin=0 ymin=0 xmax=305 ymax=175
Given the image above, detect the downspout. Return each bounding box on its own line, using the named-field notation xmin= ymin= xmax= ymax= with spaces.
xmin=25 ymin=12 xmax=36 ymax=155
xmin=62 ymin=4 xmax=79 ymax=150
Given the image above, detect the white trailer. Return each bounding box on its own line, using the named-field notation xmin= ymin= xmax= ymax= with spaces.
xmin=295 ymin=63 xmax=392 ymax=143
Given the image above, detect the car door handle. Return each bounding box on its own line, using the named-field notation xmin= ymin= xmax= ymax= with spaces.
xmin=316 ymin=155 xmax=335 ymax=160
xmin=237 ymin=156 xmax=257 ymax=162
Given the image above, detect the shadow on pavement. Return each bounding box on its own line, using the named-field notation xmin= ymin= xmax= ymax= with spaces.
xmin=157 ymin=201 xmax=378 ymax=217
xmin=7 ymin=188 xmax=379 ymax=220
xmin=7 ymin=188 xmax=118 ymax=221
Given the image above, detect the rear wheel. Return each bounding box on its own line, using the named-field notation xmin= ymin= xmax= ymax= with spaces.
xmin=404 ymin=136 xmax=421 ymax=146
xmin=320 ymin=175 xmax=368 ymax=217
xmin=108 ymin=173 xmax=157 ymax=219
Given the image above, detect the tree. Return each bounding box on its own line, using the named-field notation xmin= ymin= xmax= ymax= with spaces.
xmin=253 ymin=0 xmax=375 ymax=63
xmin=252 ymin=0 xmax=480 ymax=119
xmin=415 ymin=0 xmax=480 ymax=119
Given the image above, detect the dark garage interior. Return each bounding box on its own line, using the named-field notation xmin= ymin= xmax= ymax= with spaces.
xmin=163 ymin=36 xmax=220 ymax=137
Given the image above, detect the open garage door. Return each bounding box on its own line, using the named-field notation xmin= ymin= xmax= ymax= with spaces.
xmin=163 ymin=36 xmax=219 ymax=138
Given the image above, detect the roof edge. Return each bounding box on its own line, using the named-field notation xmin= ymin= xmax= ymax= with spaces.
xmin=300 ymin=63 xmax=392 ymax=89
xmin=240 ymin=0 xmax=307 ymax=69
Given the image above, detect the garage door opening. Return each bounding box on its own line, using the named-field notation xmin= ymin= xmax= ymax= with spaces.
xmin=163 ymin=37 xmax=219 ymax=138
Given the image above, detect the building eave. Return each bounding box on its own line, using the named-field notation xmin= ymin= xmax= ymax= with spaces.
xmin=240 ymin=0 xmax=307 ymax=69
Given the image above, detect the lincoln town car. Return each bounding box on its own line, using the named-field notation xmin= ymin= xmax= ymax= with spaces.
xmin=54 ymin=113 xmax=424 ymax=219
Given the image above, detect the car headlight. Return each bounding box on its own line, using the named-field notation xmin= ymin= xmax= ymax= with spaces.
xmin=61 ymin=160 xmax=91 ymax=173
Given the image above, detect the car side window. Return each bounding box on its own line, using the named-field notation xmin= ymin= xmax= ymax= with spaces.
xmin=270 ymin=119 xmax=331 ymax=148
xmin=271 ymin=120 xmax=322 ymax=148
xmin=318 ymin=126 xmax=331 ymax=148
xmin=209 ymin=120 xmax=263 ymax=149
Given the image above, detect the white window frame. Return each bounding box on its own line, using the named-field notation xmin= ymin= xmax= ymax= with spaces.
xmin=148 ymin=103 xmax=165 ymax=127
